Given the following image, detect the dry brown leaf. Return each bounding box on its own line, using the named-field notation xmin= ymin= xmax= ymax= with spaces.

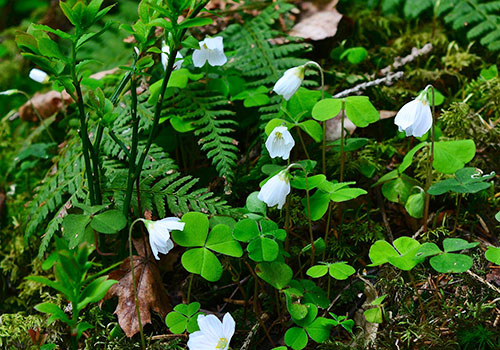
xmin=290 ymin=1 xmax=343 ymax=41
xmin=19 ymin=91 xmax=73 ymax=122
xmin=325 ymin=114 xmax=356 ymax=141
xmin=101 ymin=239 xmax=171 ymax=337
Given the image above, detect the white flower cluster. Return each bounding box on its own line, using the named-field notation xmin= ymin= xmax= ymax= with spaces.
xmin=160 ymin=36 xmax=227 ymax=71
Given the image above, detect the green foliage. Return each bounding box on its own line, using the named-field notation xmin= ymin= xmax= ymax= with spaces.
xmin=165 ymin=302 xmax=202 ymax=334
xmin=369 ymin=237 xmax=424 ymax=271
xmin=161 ymin=82 xmax=238 ymax=185
xmin=172 ymin=212 xmax=242 ymax=282
xmin=428 ymin=167 xmax=495 ymax=195
xmin=222 ymin=1 xmax=313 ymax=124
xmin=233 ymin=218 xmax=286 ymax=262
xmin=27 ymin=238 xmax=117 ymax=344
xmin=306 ymin=262 xmax=356 ymax=280
xmin=439 ymin=0 xmax=500 ymax=51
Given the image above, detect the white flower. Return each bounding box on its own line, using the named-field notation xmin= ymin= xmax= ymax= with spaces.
xmin=394 ymin=91 xmax=432 ymax=137
xmin=142 ymin=217 xmax=185 ymax=260
xmin=265 ymin=126 xmax=295 ymax=160
xmin=273 ymin=66 xmax=305 ymax=100
xmin=161 ymin=43 xmax=184 ymax=71
xmin=29 ymin=68 xmax=49 ymax=84
xmin=192 ymin=36 xmax=227 ymax=68
xmin=0 ymin=89 xmax=18 ymax=96
xmin=187 ymin=313 xmax=235 ymax=350
xmin=258 ymin=170 xmax=291 ymax=210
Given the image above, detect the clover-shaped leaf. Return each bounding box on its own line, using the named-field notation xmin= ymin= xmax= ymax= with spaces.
xmin=173 ymin=212 xmax=242 ymax=282
xmin=428 ymin=167 xmax=494 ymax=195
xmin=165 ymin=302 xmax=202 ymax=334
xmin=234 ymin=219 xmax=286 ymax=262
xmin=369 ymin=237 xmax=423 ymax=271
xmin=306 ymin=262 xmax=355 ymax=280
xmin=424 ymin=238 xmax=478 ymax=273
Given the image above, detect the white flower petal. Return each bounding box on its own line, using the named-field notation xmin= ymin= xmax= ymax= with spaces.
xmin=193 ymin=49 xmax=208 ymax=67
xmin=143 ymin=217 xmax=184 ymax=260
xmin=207 ymin=49 xmax=227 ymax=66
xmin=410 ymin=103 xmax=432 ymax=137
xmin=265 ymin=126 xmax=295 ymax=160
xmin=187 ymin=331 xmax=215 ymax=349
xmin=204 ymin=36 xmax=224 ymax=51
xmin=394 ymin=100 xmax=418 ymax=130
xmin=394 ymin=96 xmax=433 ymax=137
xmin=197 ymin=314 xmax=224 ymax=340
xmin=222 ymin=313 xmax=236 ymax=341
xmin=162 ymin=44 xmax=184 ymax=70
xmin=258 ymin=171 xmax=290 ymax=209
xmin=273 ymin=67 xmax=304 ymax=101
xmin=29 ymin=68 xmax=49 ymax=84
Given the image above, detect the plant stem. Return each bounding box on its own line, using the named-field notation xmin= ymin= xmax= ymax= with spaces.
xmin=423 ymin=86 xmax=435 ymax=232
xmin=453 ymin=194 xmax=462 ymax=234
xmin=323 ymin=202 xmax=333 ymax=261
xmin=71 ymin=42 xmax=96 ymax=205
xmin=304 ymin=61 xmax=326 ymax=173
xmin=327 ymin=276 xmax=331 ymax=300
xmin=129 ymin=219 xmax=146 ymax=350
xmin=338 ymin=100 xmax=346 ymax=237
xmin=339 ymin=99 xmax=346 ymax=182
xmin=123 ymin=73 xmax=139 ymax=216
xmin=300 ymin=165 xmax=315 ymax=266
xmin=130 ymin=45 xmax=178 ymax=203
xmin=296 ymin=128 xmax=310 ymax=159
xmin=186 ymin=274 xmax=194 ymax=303
xmin=130 ymin=4 xmax=206 ymax=202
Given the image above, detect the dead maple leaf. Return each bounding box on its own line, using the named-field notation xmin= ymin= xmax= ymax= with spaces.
xmin=101 ymin=239 xmax=171 ymax=337
xmin=19 ymin=90 xmax=73 ymax=122
xmin=290 ymin=1 xmax=343 ymax=41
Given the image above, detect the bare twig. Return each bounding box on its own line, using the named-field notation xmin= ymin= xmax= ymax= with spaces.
xmin=333 ymin=71 xmax=404 ymax=98
xmin=240 ymin=314 xmax=269 ymax=350
xmin=333 ymin=43 xmax=433 ymax=99
xmin=380 ymin=43 xmax=433 ymax=75
xmin=467 ymin=270 xmax=500 ymax=295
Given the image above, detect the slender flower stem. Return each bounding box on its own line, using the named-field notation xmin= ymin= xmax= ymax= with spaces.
xmin=453 ymin=194 xmax=462 ymax=234
xmin=297 ymin=128 xmax=310 ymax=159
xmin=304 ymin=61 xmax=326 ymax=174
xmin=294 ymin=164 xmax=315 ymax=265
xmin=71 ymin=42 xmax=96 ymax=205
xmin=123 ymin=73 xmax=139 ymax=216
xmin=323 ymin=202 xmax=333 ymax=261
xmin=339 ymin=99 xmax=346 ymax=182
xmin=337 ymin=99 xmax=346 ymax=237
xmin=129 ymin=218 xmax=146 ymax=350
xmin=423 ymin=86 xmax=435 ymax=232
xmin=87 ymin=119 xmax=102 ymax=204
xmin=187 ymin=274 xmax=194 ymax=303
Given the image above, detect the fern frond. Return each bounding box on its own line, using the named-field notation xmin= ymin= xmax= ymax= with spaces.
xmin=440 ymin=0 xmax=500 ymax=51
xmin=161 ymin=83 xmax=238 ymax=184
xmin=222 ymin=1 xmax=316 ymax=125
xmin=24 ymin=134 xmax=85 ymax=243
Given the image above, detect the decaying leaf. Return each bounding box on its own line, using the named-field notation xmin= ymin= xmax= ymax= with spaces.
xmin=326 ymin=114 xmax=356 ymax=141
xmin=19 ymin=90 xmax=73 ymax=122
xmin=101 ymin=239 xmax=171 ymax=337
xmin=290 ymin=1 xmax=343 ymax=41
